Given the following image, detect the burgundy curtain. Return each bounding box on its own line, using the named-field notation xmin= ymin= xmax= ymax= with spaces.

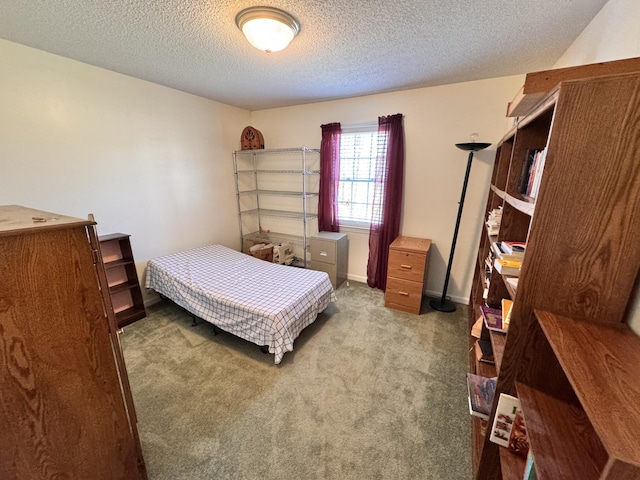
xmin=367 ymin=114 xmax=404 ymax=290
xmin=318 ymin=122 xmax=341 ymax=232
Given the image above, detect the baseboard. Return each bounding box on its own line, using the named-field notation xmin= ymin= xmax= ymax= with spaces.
xmin=346 ymin=275 xmax=469 ymax=306
xmin=144 ymin=295 xmax=163 ymax=308
xmin=425 ymin=290 xmax=469 ymax=306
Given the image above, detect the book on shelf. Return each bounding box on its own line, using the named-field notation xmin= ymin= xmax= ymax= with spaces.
xmin=494 ymin=258 xmax=522 ymax=276
xmin=501 ymin=241 xmax=526 ymax=255
xmin=471 ymin=316 xmax=483 ymax=338
xmin=492 ymin=241 xmax=524 ymax=261
xmin=486 ymin=222 xmax=500 ymax=236
xmin=485 ymin=207 xmax=502 ymax=236
xmin=505 ymin=277 xmax=519 ymax=290
xmin=479 ymin=304 xmax=505 ymax=333
xmin=518 ymin=149 xmax=537 ymax=195
xmin=475 ymin=339 xmax=494 ymax=364
xmin=501 ymin=298 xmax=514 ymax=331
xmin=466 ymin=373 xmax=497 ymax=421
xmin=519 ymin=148 xmax=547 ymax=199
xmin=489 ymin=393 xmax=530 ymax=458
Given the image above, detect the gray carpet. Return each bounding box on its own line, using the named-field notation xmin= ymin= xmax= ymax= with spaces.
xmin=120 ymin=281 xmax=471 ymax=479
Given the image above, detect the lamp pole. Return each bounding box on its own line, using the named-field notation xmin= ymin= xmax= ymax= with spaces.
xmin=430 ymin=141 xmax=491 ymax=312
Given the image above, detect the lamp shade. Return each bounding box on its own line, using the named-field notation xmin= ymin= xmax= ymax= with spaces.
xmin=236 ymin=7 xmax=300 ymax=53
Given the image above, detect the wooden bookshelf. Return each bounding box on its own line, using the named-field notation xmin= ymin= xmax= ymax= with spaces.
xmin=470 ymin=71 xmax=640 ymax=479
xmin=516 ymin=310 xmax=640 ymax=479
xmin=99 ymin=233 xmax=146 ymax=328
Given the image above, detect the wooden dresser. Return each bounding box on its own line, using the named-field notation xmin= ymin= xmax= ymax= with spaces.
xmin=0 ymin=205 xmax=146 ymax=480
xmin=384 ymin=236 xmax=431 ymax=314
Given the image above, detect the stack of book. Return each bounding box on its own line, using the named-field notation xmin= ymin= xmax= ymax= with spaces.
xmin=494 ymin=258 xmax=522 ymax=276
xmin=501 ymin=240 xmax=526 ymax=257
xmin=485 ymin=207 xmax=502 ymax=236
xmin=492 ymin=240 xmax=526 ymax=276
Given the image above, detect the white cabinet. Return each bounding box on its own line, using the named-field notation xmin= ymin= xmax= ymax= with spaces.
xmin=233 ymin=147 xmax=320 ymax=267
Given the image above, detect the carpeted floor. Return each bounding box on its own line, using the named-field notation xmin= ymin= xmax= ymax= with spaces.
xmin=120 ymin=281 xmax=471 ymax=479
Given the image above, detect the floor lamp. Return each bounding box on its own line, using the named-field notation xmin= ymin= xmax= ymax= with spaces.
xmin=430 ymin=138 xmax=491 ymax=312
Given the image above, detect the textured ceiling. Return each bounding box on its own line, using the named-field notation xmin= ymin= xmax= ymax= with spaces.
xmin=0 ymin=0 xmax=608 ymax=111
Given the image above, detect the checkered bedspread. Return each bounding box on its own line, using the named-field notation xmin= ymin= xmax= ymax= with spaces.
xmin=144 ymin=244 xmax=336 ymax=364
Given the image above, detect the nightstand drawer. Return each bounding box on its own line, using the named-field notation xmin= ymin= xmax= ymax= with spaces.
xmin=384 ymin=277 xmax=423 ymax=314
xmin=310 ymin=238 xmax=337 ymax=264
xmin=387 ymin=249 xmax=426 ymax=283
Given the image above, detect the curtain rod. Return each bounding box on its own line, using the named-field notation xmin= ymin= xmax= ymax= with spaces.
xmin=341 ymin=121 xmax=377 ymax=132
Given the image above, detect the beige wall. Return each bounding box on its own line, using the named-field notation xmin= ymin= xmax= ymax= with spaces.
xmin=552 ymin=0 xmax=640 ymax=332
xmin=553 ymin=0 xmax=640 ymax=68
xmin=251 ymin=76 xmax=524 ymax=303
xmin=4 ymin=0 xmax=637 ymax=313
xmin=0 ymin=39 xmax=250 ymax=303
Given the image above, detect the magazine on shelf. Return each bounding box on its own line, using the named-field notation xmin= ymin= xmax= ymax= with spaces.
xmin=489 ymin=393 xmax=530 ymax=457
xmin=480 ymin=304 xmax=505 ymax=332
xmin=466 ymin=373 xmax=497 ymax=421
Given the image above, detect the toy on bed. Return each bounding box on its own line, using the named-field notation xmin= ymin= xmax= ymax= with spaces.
xmin=145 ymin=244 xmax=336 ymax=364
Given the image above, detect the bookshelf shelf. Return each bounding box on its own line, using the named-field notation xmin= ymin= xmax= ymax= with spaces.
xmin=488 ymin=331 xmax=506 ymax=373
xmin=469 ymin=68 xmax=640 ymax=480
xmin=498 ymin=448 xmax=526 ymax=480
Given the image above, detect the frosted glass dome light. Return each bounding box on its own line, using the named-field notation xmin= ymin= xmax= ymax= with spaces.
xmin=236 ymin=7 xmax=300 ymax=53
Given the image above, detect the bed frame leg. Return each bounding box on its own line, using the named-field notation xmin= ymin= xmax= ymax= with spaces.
xmin=260 ymin=345 xmax=269 ymax=354
xmin=191 ymin=315 xmax=198 ymax=327
xmin=212 ymin=325 xmax=221 ymax=335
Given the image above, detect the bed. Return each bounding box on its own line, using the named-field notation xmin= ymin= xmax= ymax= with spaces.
xmin=144 ymin=244 xmax=336 ymax=364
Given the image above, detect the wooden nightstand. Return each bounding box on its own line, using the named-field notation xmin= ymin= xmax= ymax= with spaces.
xmin=384 ymin=236 xmax=431 ymax=314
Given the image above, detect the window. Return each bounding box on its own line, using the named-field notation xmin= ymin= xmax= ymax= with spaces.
xmin=338 ymin=128 xmax=379 ymax=226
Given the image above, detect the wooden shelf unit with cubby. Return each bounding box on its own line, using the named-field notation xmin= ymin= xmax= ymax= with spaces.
xmin=99 ymin=233 xmax=146 ymax=328
xmin=469 ymin=72 xmax=640 ymax=479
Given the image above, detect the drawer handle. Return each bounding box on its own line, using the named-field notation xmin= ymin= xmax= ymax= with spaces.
xmin=320 ymin=251 xmax=328 ymax=256
xmin=398 ymin=291 xmax=409 ymax=296
xmin=400 ymin=264 xmax=412 ymax=269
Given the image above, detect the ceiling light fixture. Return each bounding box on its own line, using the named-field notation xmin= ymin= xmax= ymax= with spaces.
xmin=235 ymin=6 xmax=300 ymax=53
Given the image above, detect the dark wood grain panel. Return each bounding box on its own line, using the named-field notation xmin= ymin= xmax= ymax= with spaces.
xmin=517 ymin=382 xmax=606 ymax=480
xmin=522 ymin=57 xmax=640 ymax=94
xmin=498 ymin=448 xmax=526 ymax=480
xmin=536 ymin=310 xmax=640 ymax=466
xmin=489 ymin=331 xmax=506 ymax=374
xmin=521 ymin=75 xmax=640 ymax=323
xmin=0 ymin=226 xmax=143 ymax=479
xmin=493 ymin=138 xmax=514 ymax=192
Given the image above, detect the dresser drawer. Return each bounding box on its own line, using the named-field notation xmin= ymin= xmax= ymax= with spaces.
xmin=387 ymin=249 xmax=426 ymax=282
xmin=384 ymin=277 xmax=423 ymax=314
xmin=310 ymin=238 xmax=337 ymax=264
